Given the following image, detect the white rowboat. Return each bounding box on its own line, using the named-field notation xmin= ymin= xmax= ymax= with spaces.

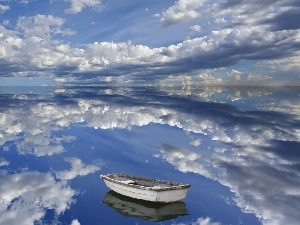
xmin=100 ymin=173 xmax=191 ymax=203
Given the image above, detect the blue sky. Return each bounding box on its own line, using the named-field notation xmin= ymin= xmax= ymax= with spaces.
xmin=0 ymin=0 xmax=299 ymax=86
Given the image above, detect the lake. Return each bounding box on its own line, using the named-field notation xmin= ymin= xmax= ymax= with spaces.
xmin=0 ymin=86 xmax=299 ymax=225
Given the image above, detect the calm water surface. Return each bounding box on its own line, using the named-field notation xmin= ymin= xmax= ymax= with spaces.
xmin=0 ymin=86 xmax=299 ymax=225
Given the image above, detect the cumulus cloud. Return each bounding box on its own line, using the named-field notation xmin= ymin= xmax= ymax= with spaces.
xmin=1 ymin=86 xmax=299 ymax=156
xmin=15 ymin=134 xmax=75 ymax=156
xmin=0 ymin=4 xmax=9 ymax=14
xmin=190 ymin=24 xmax=201 ymax=33
xmin=0 ymin=1 xmax=299 ymax=86
xmin=0 ymin=158 xmax=9 ymax=166
xmin=214 ymin=0 xmax=300 ymax=31
xmin=56 ymin=157 xmax=102 ymax=180
xmin=0 ymin=171 xmax=76 ymax=225
xmin=258 ymin=99 xmax=300 ymax=120
xmin=0 ymin=2 xmax=299 ymax=85
xmin=71 ymin=219 xmax=81 ymax=225
xmin=0 ymin=15 xmax=77 ymax=77
xmin=159 ymin=143 xmax=300 ymax=225
xmin=0 ymin=101 xmax=76 ymax=156
xmin=16 ymin=14 xmax=75 ymax=38
xmin=257 ymin=55 xmax=300 ymax=74
xmin=247 ymin=74 xmax=273 ymax=82
xmin=156 ymin=0 xmax=207 ymax=26
xmin=160 ymin=144 xmax=212 ymax=177
xmin=65 ymin=0 xmax=103 ymax=14
xmin=66 ymin=26 xmax=299 ymax=83
xmin=190 ymin=139 xmax=201 ymax=146
xmin=158 ymin=71 xmax=223 ymax=87
xmin=0 ymin=86 xmax=299 ymax=224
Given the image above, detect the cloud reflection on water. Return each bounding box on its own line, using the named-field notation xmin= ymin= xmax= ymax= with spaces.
xmin=0 ymin=156 xmax=102 ymax=225
xmin=56 ymin=157 xmax=103 ymax=180
xmin=0 ymin=86 xmax=299 ymax=224
xmin=160 ymin=143 xmax=300 ymax=225
xmin=0 ymin=170 xmax=75 ymax=225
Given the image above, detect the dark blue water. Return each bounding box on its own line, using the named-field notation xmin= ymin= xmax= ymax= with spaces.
xmin=0 ymin=86 xmax=299 ymax=225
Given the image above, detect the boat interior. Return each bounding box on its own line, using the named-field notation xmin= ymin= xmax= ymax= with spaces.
xmin=108 ymin=174 xmax=176 ymax=188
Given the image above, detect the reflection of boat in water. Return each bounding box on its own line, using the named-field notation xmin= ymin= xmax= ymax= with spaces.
xmin=100 ymin=173 xmax=191 ymax=202
xmin=102 ymin=191 xmax=188 ymax=222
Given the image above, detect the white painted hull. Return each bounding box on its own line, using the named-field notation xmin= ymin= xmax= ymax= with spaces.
xmin=100 ymin=173 xmax=190 ymax=203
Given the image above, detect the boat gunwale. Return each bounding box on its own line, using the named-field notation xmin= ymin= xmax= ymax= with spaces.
xmin=100 ymin=173 xmax=191 ymax=192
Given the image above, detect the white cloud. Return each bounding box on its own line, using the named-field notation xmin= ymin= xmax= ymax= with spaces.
xmin=0 ymin=86 xmax=299 ymax=224
xmin=214 ymin=17 xmax=226 ymax=24
xmin=258 ymin=100 xmax=300 ymax=119
xmin=2 ymin=20 xmax=10 ymax=26
xmin=194 ymin=217 xmax=221 ymax=225
xmin=0 ymin=158 xmax=9 ymax=166
xmin=213 ymin=0 xmax=300 ymax=32
xmin=157 ymin=0 xmax=207 ymax=26
xmin=0 ymin=103 xmax=76 ymax=156
xmin=227 ymin=69 xmax=242 ymax=81
xmin=65 ymin=0 xmax=103 ymax=14
xmin=0 ymin=8 xmax=299 ymax=85
xmin=190 ymin=24 xmax=201 ymax=33
xmin=56 ymin=157 xmax=102 ymax=180
xmin=1 ymin=86 xmax=299 ymax=157
xmin=159 ymin=141 xmax=300 ymax=225
xmin=159 ymin=72 xmax=223 ymax=87
xmin=190 ymin=139 xmax=201 ymax=146
xmin=0 ymin=1 xmax=299 ymax=85
xmin=16 ymin=14 xmax=75 ymax=38
xmin=0 ymin=15 xmax=77 ymax=72
xmin=257 ymin=55 xmax=300 ymax=74
xmin=160 ymin=144 xmax=212 ymax=177
xmin=0 ymin=171 xmax=76 ymax=225
xmin=71 ymin=219 xmax=81 ymax=225
xmin=15 ymin=134 xmax=74 ymax=156
xmin=247 ymin=74 xmax=273 ymax=82
xmin=0 ymin=4 xmax=9 ymax=14
xmin=18 ymin=0 xmax=36 ymax=3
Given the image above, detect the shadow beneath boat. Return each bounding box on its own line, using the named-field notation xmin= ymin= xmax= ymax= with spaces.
xmin=102 ymin=191 xmax=188 ymax=222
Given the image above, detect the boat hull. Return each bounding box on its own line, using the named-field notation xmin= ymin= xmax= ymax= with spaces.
xmin=100 ymin=173 xmax=190 ymax=203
